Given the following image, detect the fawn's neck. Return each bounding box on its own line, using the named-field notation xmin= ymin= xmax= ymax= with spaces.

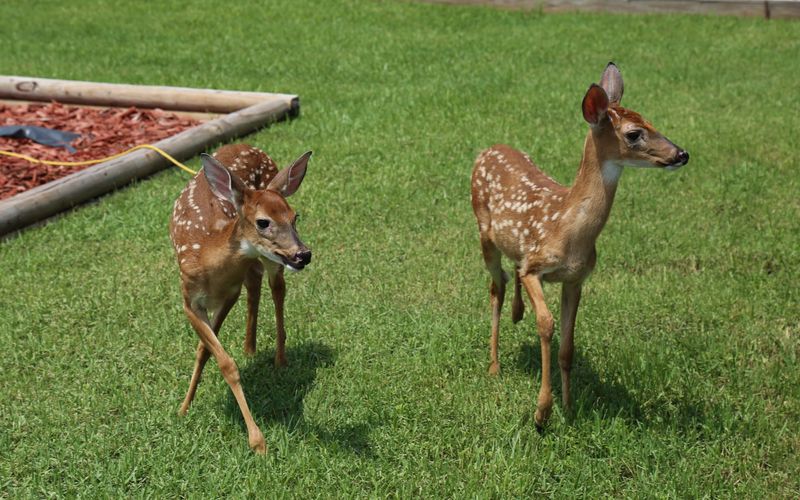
xmin=563 ymin=129 xmax=622 ymax=249
xmin=214 ymin=219 xmax=259 ymax=270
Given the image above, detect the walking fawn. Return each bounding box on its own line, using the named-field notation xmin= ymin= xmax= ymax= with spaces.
xmin=471 ymin=63 xmax=689 ymax=430
xmin=170 ymin=144 xmax=312 ymax=454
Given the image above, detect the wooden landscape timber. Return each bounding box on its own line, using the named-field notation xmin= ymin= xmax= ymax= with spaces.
xmin=0 ymin=76 xmax=299 ymax=237
xmin=0 ymin=76 xmax=297 ymax=114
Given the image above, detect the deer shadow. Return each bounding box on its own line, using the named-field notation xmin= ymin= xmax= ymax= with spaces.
xmin=514 ymin=337 xmax=708 ymax=433
xmin=222 ymin=340 xmax=372 ymax=456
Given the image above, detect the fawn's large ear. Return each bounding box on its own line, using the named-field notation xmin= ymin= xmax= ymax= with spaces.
xmin=201 ymin=153 xmax=246 ymax=210
xmin=268 ymin=151 xmax=312 ymax=198
xmin=582 ymin=84 xmax=610 ymax=126
xmin=599 ymin=62 xmax=624 ymax=104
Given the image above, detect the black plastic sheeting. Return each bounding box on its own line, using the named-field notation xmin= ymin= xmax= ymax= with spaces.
xmin=0 ymin=125 xmax=80 ymax=153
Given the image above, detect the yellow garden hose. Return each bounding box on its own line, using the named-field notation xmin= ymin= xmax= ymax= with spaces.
xmin=0 ymin=144 xmax=198 ymax=175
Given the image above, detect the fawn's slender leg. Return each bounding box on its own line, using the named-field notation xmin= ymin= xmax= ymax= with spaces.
xmin=179 ymin=294 xmax=238 ymax=416
xmin=267 ymin=265 xmax=288 ymax=368
xmin=244 ymin=263 xmax=264 ymax=356
xmin=511 ymin=266 xmax=524 ymax=323
xmin=183 ymin=300 xmax=266 ymax=454
xmin=481 ymin=238 xmax=507 ymax=376
xmin=559 ymin=282 xmax=582 ymax=410
xmin=520 ymin=273 xmax=555 ymax=431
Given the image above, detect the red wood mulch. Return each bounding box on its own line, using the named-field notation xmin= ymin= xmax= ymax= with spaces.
xmin=0 ymin=102 xmax=201 ymax=201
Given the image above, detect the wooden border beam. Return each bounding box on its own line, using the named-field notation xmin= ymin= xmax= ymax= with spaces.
xmin=0 ymin=76 xmax=297 ymax=114
xmin=0 ymin=76 xmax=300 ymax=237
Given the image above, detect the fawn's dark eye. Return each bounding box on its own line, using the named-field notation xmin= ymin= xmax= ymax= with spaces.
xmin=256 ymin=219 xmax=270 ymax=230
xmin=625 ymin=130 xmax=643 ymax=142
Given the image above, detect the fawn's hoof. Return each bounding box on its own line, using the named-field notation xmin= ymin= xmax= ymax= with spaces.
xmin=488 ymin=362 xmax=500 ymax=376
xmin=274 ymin=356 xmax=288 ymax=368
xmin=250 ymin=435 xmax=267 ymax=455
xmin=534 ymin=406 xmax=551 ymax=433
xmin=178 ymin=400 xmax=191 ymax=417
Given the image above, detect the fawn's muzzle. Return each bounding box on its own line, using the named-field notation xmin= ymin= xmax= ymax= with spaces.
xmin=665 ymin=148 xmax=689 ymax=170
xmin=292 ymin=249 xmax=312 ymax=269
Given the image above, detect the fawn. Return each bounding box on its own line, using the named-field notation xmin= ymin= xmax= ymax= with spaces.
xmin=169 ymin=144 xmax=312 ymax=454
xmin=471 ymin=63 xmax=689 ymax=430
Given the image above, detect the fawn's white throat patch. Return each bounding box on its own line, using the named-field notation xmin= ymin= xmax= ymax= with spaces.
xmin=601 ymin=161 xmax=623 ymax=185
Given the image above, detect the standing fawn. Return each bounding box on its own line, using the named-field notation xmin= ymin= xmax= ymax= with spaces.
xmin=471 ymin=63 xmax=689 ymax=430
xmin=169 ymin=144 xmax=312 ymax=454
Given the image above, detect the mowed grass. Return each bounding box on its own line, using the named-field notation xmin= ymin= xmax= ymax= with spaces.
xmin=1 ymin=0 xmax=799 ymax=496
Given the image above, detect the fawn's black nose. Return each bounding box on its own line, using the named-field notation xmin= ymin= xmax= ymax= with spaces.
xmin=676 ymin=149 xmax=689 ymax=165
xmin=295 ymin=249 xmax=312 ymax=267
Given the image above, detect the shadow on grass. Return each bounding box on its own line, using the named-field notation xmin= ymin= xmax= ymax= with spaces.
xmin=223 ymin=340 xmax=372 ymax=456
xmin=515 ymin=338 xmax=708 ymax=433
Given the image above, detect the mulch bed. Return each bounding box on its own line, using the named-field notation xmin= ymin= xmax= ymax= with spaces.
xmin=0 ymin=102 xmax=201 ymax=201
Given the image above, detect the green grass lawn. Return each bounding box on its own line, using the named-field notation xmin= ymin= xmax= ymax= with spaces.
xmin=1 ymin=0 xmax=798 ymax=496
